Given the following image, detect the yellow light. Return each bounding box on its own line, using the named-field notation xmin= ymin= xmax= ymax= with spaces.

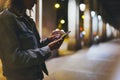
xmin=54 ymin=3 xmax=60 ymax=9
xmin=82 ymin=15 xmax=84 ymax=19
xmin=60 ymin=19 xmax=65 ymax=24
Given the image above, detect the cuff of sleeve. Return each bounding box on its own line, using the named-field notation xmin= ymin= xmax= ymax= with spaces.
xmin=40 ymin=46 xmax=51 ymax=56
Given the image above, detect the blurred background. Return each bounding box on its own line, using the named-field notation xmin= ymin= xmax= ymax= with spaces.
xmin=0 ymin=0 xmax=120 ymax=80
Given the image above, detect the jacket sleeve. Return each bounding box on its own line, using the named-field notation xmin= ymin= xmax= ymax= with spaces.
xmin=0 ymin=12 xmax=51 ymax=69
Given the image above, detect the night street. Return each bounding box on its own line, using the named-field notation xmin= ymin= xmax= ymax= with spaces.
xmin=44 ymin=39 xmax=120 ymax=80
xmin=0 ymin=0 xmax=120 ymax=80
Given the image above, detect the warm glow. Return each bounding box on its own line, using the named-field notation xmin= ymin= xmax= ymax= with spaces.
xmin=82 ymin=15 xmax=85 ymax=19
xmin=79 ymin=3 xmax=86 ymax=11
xmin=80 ymin=27 xmax=83 ymax=31
xmin=60 ymin=19 xmax=65 ymax=24
xmin=54 ymin=3 xmax=60 ymax=9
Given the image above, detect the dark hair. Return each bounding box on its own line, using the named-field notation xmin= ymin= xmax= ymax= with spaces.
xmin=11 ymin=0 xmax=25 ymax=10
xmin=4 ymin=0 xmax=25 ymax=10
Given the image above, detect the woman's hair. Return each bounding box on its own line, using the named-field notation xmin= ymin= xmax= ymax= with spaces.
xmin=4 ymin=0 xmax=25 ymax=10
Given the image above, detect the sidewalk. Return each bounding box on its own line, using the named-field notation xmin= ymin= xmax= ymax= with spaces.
xmin=44 ymin=39 xmax=120 ymax=80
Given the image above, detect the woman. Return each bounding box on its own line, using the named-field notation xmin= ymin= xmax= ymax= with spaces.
xmin=0 ymin=0 xmax=64 ymax=80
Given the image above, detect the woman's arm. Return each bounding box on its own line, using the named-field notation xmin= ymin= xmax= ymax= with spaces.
xmin=0 ymin=11 xmax=51 ymax=69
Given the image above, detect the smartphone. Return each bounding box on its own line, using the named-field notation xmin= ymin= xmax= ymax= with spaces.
xmin=61 ymin=31 xmax=71 ymax=39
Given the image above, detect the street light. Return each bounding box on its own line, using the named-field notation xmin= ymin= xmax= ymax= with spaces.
xmin=81 ymin=15 xmax=85 ymax=19
xmin=60 ymin=19 xmax=65 ymax=24
xmin=54 ymin=3 xmax=60 ymax=9
xmin=79 ymin=3 xmax=86 ymax=11
xmin=98 ymin=15 xmax=101 ymax=20
xmin=91 ymin=11 xmax=95 ymax=17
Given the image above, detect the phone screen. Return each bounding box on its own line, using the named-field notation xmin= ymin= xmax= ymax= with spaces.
xmin=61 ymin=31 xmax=71 ymax=39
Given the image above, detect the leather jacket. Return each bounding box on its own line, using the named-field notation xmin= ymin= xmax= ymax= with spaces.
xmin=0 ymin=9 xmax=51 ymax=80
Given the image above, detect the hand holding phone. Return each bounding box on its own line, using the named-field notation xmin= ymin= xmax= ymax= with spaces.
xmin=48 ymin=31 xmax=71 ymax=50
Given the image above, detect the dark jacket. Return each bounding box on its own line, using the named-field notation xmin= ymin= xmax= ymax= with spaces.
xmin=0 ymin=9 xmax=51 ymax=80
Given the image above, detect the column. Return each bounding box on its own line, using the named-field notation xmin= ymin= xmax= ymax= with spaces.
xmin=68 ymin=0 xmax=81 ymax=50
xmin=36 ymin=0 xmax=42 ymax=37
xmin=84 ymin=0 xmax=92 ymax=46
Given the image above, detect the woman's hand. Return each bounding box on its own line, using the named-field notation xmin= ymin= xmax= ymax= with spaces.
xmin=47 ymin=29 xmax=65 ymax=42
xmin=48 ymin=37 xmax=64 ymax=50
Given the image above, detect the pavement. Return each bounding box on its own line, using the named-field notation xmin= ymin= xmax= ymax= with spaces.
xmin=44 ymin=39 xmax=120 ymax=80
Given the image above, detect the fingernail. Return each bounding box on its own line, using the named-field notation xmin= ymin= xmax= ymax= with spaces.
xmin=55 ymin=29 xmax=59 ymax=31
